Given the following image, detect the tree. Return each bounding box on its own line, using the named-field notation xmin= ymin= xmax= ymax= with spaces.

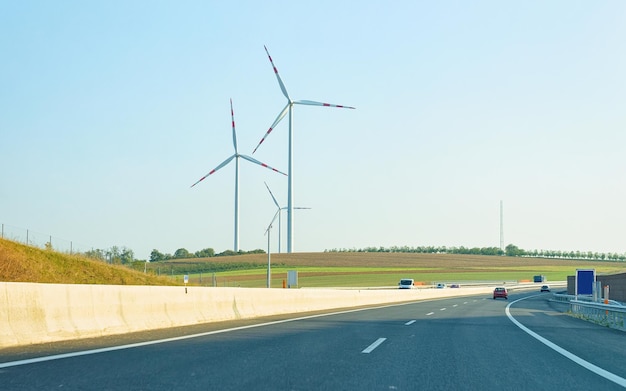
xmin=150 ymin=249 xmax=165 ymax=262
xmin=195 ymin=248 xmax=215 ymax=258
xmin=84 ymin=249 xmax=105 ymax=261
xmin=108 ymin=246 xmax=121 ymax=264
xmin=174 ymin=248 xmax=192 ymax=259
xmin=120 ymin=247 xmax=134 ymax=264
xmin=505 ymin=244 xmax=522 ymax=257
xmin=218 ymin=249 xmax=238 ymax=257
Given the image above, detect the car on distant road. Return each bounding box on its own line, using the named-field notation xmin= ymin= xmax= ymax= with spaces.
xmin=449 ymin=284 xmax=460 ymax=288
xmin=436 ymin=283 xmax=446 ymax=289
xmin=540 ymin=285 xmax=550 ymax=292
xmin=493 ymin=287 xmax=508 ymax=300
xmin=398 ymin=279 xmax=414 ymax=289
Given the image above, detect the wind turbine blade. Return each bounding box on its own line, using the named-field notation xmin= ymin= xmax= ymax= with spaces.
xmin=240 ymin=155 xmax=287 ymax=176
xmin=265 ymin=209 xmax=280 ymax=235
xmin=264 ymin=182 xmax=280 ymax=208
xmin=264 ymin=45 xmax=290 ymax=100
xmin=293 ymin=207 xmax=312 ymax=210
xmin=270 ymin=209 xmax=280 ymax=225
xmin=190 ymin=155 xmax=236 ymax=188
xmin=252 ymin=103 xmax=289 ymax=154
xmin=295 ymin=99 xmax=355 ymax=109
xmin=230 ymin=98 xmax=238 ymax=154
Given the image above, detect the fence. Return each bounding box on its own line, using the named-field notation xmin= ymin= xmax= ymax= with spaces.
xmin=0 ymin=223 xmax=93 ymax=255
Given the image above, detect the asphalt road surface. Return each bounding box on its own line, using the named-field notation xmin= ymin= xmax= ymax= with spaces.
xmin=2 ymin=290 xmax=625 ymax=390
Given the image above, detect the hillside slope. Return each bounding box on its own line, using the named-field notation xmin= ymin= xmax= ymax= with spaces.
xmin=0 ymin=238 xmax=175 ymax=285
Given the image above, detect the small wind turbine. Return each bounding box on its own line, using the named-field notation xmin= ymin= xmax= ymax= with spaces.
xmin=253 ymin=46 xmax=355 ymax=253
xmin=264 ymin=182 xmax=311 ymax=253
xmin=264 ymin=210 xmax=279 ymax=288
xmin=191 ymin=99 xmax=287 ymax=252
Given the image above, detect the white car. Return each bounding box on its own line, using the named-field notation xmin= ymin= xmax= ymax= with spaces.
xmin=398 ymin=279 xmax=414 ymax=289
xmin=436 ymin=283 xmax=446 ymax=289
xmin=540 ymin=285 xmax=550 ymax=292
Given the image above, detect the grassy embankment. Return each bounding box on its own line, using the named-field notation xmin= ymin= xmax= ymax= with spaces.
xmin=2 ymin=237 xmax=625 ymax=287
xmin=0 ymin=238 xmax=174 ymax=285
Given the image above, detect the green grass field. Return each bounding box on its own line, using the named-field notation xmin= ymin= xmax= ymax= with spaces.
xmin=177 ymin=263 xmax=624 ymax=289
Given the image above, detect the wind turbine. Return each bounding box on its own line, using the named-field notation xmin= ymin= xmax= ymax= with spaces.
xmin=264 ymin=182 xmax=311 ymax=253
xmin=191 ymin=99 xmax=287 ymax=252
xmin=253 ymin=46 xmax=355 ymax=253
xmin=263 ymin=209 xmax=279 ymax=288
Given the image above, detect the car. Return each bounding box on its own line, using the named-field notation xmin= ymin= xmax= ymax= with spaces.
xmin=436 ymin=283 xmax=446 ymax=289
xmin=493 ymin=287 xmax=508 ymax=300
xmin=540 ymin=284 xmax=550 ymax=292
xmin=449 ymin=284 xmax=460 ymax=288
xmin=398 ymin=279 xmax=414 ymax=289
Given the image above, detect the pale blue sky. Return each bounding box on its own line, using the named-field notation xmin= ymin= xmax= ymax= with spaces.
xmin=2 ymin=1 xmax=625 ymax=259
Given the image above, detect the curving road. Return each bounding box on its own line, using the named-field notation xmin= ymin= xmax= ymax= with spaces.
xmin=1 ymin=290 xmax=625 ymax=390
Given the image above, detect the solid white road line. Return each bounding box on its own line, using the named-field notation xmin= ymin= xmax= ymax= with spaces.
xmin=0 ymin=299 xmax=440 ymax=369
xmin=362 ymin=338 xmax=387 ymax=354
xmin=405 ymin=320 xmax=416 ymax=325
xmin=506 ymin=295 xmax=626 ymax=388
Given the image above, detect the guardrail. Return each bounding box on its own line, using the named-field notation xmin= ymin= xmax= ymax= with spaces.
xmin=553 ymin=293 xmax=626 ymax=332
xmin=552 ymin=293 xmax=624 ymax=307
xmin=569 ymin=300 xmax=626 ymax=332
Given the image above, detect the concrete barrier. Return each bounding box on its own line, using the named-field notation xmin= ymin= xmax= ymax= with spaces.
xmin=0 ymin=282 xmax=494 ymax=348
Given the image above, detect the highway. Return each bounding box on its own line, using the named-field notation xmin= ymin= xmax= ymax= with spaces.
xmin=2 ymin=290 xmax=625 ymax=390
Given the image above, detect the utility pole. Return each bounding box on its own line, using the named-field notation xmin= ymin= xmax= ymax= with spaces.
xmin=500 ymin=200 xmax=504 ymax=254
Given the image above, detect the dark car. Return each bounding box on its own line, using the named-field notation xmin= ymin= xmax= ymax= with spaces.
xmin=493 ymin=287 xmax=508 ymax=300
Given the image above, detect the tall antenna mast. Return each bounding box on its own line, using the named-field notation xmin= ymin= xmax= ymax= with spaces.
xmin=500 ymin=200 xmax=504 ymax=254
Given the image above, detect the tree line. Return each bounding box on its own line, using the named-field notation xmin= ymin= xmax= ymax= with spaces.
xmin=83 ymin=246 xmax=135 ymax=264
xmin=81 ymin=246 xmax=265 ymax=264
xmin=148 ymin=247 xmax=265 ymax=262
xmin=325 ymin=244 xmax=626 ymax=262
xmin=82 ymin=243 xmax=626 ymax=265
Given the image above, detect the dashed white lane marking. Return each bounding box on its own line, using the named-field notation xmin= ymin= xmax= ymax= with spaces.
xmin=506 ymin=295 xmax=626 ymax=388
xmin=453 ymin=304 xmax=458 ymax=307
xmin=426 ymin=312 xmax=435 ymax=316
xmin=440 ymin=308 xmax=447 ymax=311
xmin=362 ymin=338 xmax=387 ymax=354
xmin=405 ymin=320 xmax=416 ymax=326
